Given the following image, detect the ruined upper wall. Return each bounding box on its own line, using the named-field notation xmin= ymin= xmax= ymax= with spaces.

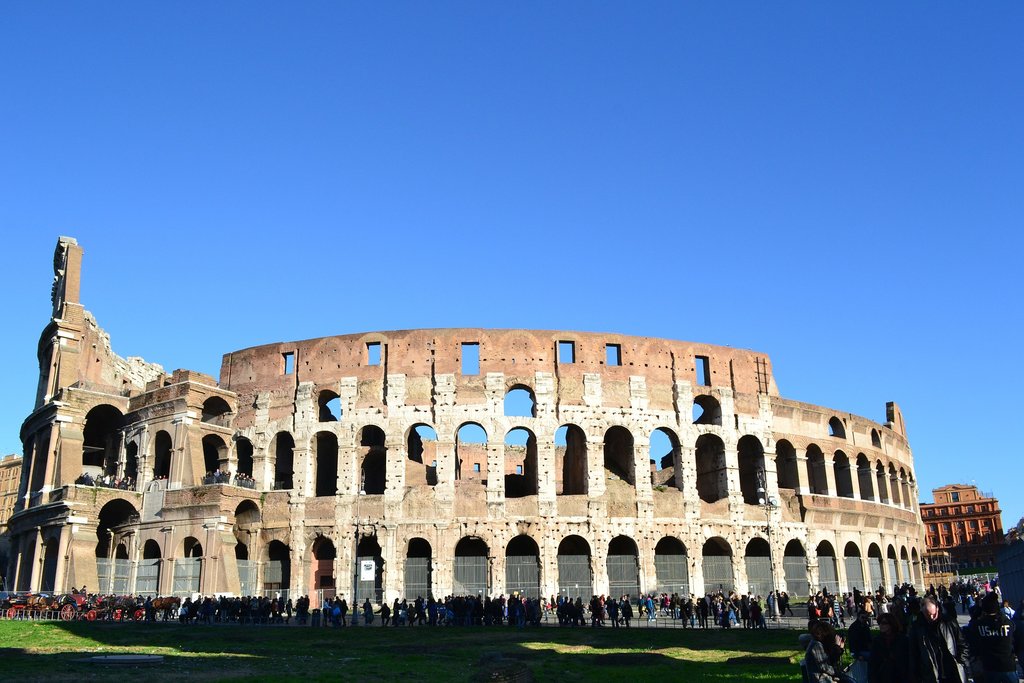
xmin=220 ymin=329 xmax=778 ymax=427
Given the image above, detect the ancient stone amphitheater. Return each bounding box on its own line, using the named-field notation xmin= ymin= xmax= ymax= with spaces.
xmin=6 ymin=237 xmax=925 ymax=602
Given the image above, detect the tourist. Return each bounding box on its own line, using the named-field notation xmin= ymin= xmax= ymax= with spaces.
xmin=965 ymin=592 xmax=1020 ymax=683
xmin=804 ymin=619 xmax=855 ymax=683
xmin=908 ymin=596 xmax=969 ymax=683
xmin=868 ymin=612 xmax=909 ymax=683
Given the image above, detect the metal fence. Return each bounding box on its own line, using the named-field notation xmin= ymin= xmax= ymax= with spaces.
xmin=868 ymin=557 xmax=884 ymax=591
xmin=453 ymin=556 xmax=487 ymax=596
xmin=404 ymin=557 xmax=431 ymax=599
xmin=136 ymin=559 xmax=161 ymax=596
xmin=818 ymin=556 xmax=839 ymax=594
xmin=505 ymin=555 xmax=540 ymax=598
xmin=702 ymin=556 xmax=734 ymax=593
xmin=844 ymin=557 xmax=865 ymax=592
xmin=607 ymin=554 xmax=640 ymax=598
xmin=783 ymin=557 xmax=809 ymax=597
xmin=654 ymin=554 xmax=689 ymax=596
xmin=173 ymin=558 xmax=202 ymax=595
xmin=744 ymin=556 xmax=772 ymax=597
xmin=557 ymin=554 xmax=591 ymax=600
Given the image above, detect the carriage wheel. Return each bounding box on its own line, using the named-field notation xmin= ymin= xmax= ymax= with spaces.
xmin=113 ymin=609 xmax=122 ymax=621
xmin=6 ymin=607 xmax=16 ymax=619
xmin=86 ymin=609 xmax=97 ymax=621
xmin=134 ymin=608 xmax=145 ymax=622
xmin=60 ymin=604 xmax=76 ymax=621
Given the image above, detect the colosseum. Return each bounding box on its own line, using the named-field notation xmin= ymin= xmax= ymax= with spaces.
xmin=6 ymin=237 xmax=926 ymax=603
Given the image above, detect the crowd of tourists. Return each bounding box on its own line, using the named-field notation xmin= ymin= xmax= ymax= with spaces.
xmin=803 ymin=581 xmax=1024 ymax=683
xmin=74 ymin=472 xmax=135 ymax=490
xmin=201 ymin=469 xmax=256 ymax=488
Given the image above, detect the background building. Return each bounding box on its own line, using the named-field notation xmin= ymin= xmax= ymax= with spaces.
xmin=921 ymin=484 xmax=1004 ymax=572
xmin=0 ymin=453 xmax=23 ymax=589
xmin=6 ymin=238 xmax=927 ymax=601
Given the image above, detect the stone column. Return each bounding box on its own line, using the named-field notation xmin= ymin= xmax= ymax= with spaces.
xmin=587 ymin=439 xmax=606 ymax=497
xmin=822 ymin=453 xmax=837 ymax=497
xmin=384 ymin=435 xmax=405 ymax=500
xmin=293 ymin=446 xmax=312 ymax=497
xmin=381 ymin=524 xmax=399 ymax=605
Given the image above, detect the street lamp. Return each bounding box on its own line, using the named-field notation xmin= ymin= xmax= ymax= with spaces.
xmin=756 ymin=468 xmax=779 ymax=621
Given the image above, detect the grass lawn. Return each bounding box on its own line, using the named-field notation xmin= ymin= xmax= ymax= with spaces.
xmin=0 ymin=621 xmax=805 ymax=682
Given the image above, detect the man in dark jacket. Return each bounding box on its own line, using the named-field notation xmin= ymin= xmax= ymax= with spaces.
xmin=909 ymin=596 xmax=969 ymax=683
xmin=966 ymin=592 xmax=1021 ymax=683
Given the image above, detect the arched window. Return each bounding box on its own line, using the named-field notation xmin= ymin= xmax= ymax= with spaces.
xmin=455 ymin=423 xmax=486 ymax=483
xmin=314 ymin=432 xmax=338 ymax=496
xmin=783 ymin=540 xmax=808 ymax=597
xmin=806 ymin=445 xmax=828 ymax=495
xmin=83 ymin=405 xmax=125 ymax=475
xmin=557 ymin=536 xmax=592 ymax=599
xmin=202 ymin=434 xmax=228 ymax=475
xmin=407 ymin=424 xmax=438 ymax=486
xmin=702 ymin=538 xmax=734 ymax=593
xmin=274 ymin=432 xmax=295 ymax=490
xmin=776 ymin=440 xmax=799 ymax=490
xmin=693 ymin=395 xmax=723 ymax=426
xmin=153 ymin=430 xmax=172 ymax=480
xmin=235 ymin=437 xmax=254 ymax=478
xmin=505 ymin=536 xmax=541 ymax=598
xmin=654 ymin=537 xmax=689 ymax=595
xmin=695 ymin=434 xmax=727 ymax=503
xmin=827 ymin=417 xmax=846 ymax=439
xmin=503 ymin=386 xmax=536 ymax=417
xmin=505 ymin=428 xmax=537 ymax=498
xmin=201 ymin=397 xmax=231 ymax=425
xmin=318 ymin=390 xmax=341 ymax=422
xmin=856 ymin=454 xmax=874 ymax=501
xmin=737 ymin=435 xmax=766 ymax=505
xmin=833 ymin=451 xmax=854 ymax=498
xmin=556 ymin=425 xmax=587 ymax=495
xmin=359 ymin=426 xmax=387 ymax=495
xmin=649 ymin=428 xmax=680 ymax=487
xmin=453 ymin=537 xmax=489 ymax=596
xmin=603 ymin=426 xmax=635 ymax=486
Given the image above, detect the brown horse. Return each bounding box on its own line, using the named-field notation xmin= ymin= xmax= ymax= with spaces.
xmin=152 ymin=596 xmax=181 ymax=621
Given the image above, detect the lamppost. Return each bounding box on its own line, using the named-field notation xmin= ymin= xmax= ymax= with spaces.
xmin=756 ymin=468 xmax=779 ymax=621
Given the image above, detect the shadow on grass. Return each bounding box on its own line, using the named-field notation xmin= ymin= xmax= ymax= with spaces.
xmin=0 ymin=621 xmax=805 ymax=682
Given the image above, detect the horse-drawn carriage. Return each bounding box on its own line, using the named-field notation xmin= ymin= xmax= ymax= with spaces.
xmin=4 ymin=593 xmax=60 ymax=619
xmin=57 ymin=593 xmax=144 ymax=621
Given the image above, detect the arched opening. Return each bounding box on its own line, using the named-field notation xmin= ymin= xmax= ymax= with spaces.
xmin=137 ymin=539 xmax=161 ymax=596
xmin=505 ymin=535 xmax=540 ymax=598
xmin=816 ymin=541 xmax=839 ymax=594
xmin=504 ymin=428 xmax=537 ymax=498
xmin=886 ymin=545 xmax=899 ymax=588
xmin=875 ymin=461 xmax=889 ymax=503
xmin=40 ymin=537 xmax=59 ymax=593
xmin=888 ymin=464 xmax=902 ymax=507
xmin=654 ymin=537 xmax=688 ymax=595
xmin=843 ymin=542 xmax=864 ymax=592
xmin=557 ymin=535 xmax=592 ymax=600
xmin=453 ymin=537 xmax=489 ymax=597
xmin=695 ymin=434 xmax=727 ymax=503
xmin=405 ymin=538 xmax=432 ymax=599
xmin=201 ymin=396 xmax=231 ymax=425
xmin=274 ymin=432 xmax=295 ymax=490
xmin=702 ymin=537 xmax=734 ymax=593
xmin=867 ymin=543 xmax=885 ymax=591
xmin=235 ymin=437 xmax=254 ymax=481
xmin=503 ymin=386 xmax=536 ymax=417
xmin=833 ymin=451 xmax=854 ymax=498
xmin=202 ymin=434 xmax=228 ymax=476
xmin=175 ymin=536 xmax=203 ymax=595
xmin=775 ymin=440 xmax=799 ymax=490
xmin=555 ymin=424 xmax=587 ymax=495
xmin=870 ymin=429 xmax=881 ymax=449
xmin=806 ymin=445 xmax=828 ymax=495
xmin=693 ymin=395 xmax=723 ymax=426
xmin=899 ymin=547 xmax=911 ymax=588
xmin=314 ymin=432 xmax=338 ymax=496
xmin=153 ymin=430 xmax=172 ymax=480
xmin=783 ymin=540 xmax=808 ymax=597
xmin=311 ymin=536 xmax=336 ymax=595
xmin=744 ymin=537 xmax=772 ymax=597
xmin=649 ymin=428 xmax=680 ymax=487
xmin=82 ymin=405 xmax=125 ymax=476
xmin=359 ymin=426 xmax=387 ymax=495
xmin=737 ymin=435 xmax=766 ymax=505
xmin=856 ymin=454 xmax=874 ymax=501
xmin=406 ymin=424 xmax=438 ymax=486
xmin=234 ymin=500 xmax=260 ymax=596
xmin=265 ymin=540 xmax=290 ymax=595
xmin=95 ymin=499 xmax=138 ymax=593
xmin=318 ymin=390 xmax=341 ymax=422
xmin=124 ymin=441 xmax=139 ymax=485
xmin=827 ymin=417 xmax=846 ymax=439
xmin=603 ymin=426 xmax=635 ymax=486
xmin=455 ymin=423 xmax=486 ymax=482
xmin=607 ymin=536 xmax=640 ymax=598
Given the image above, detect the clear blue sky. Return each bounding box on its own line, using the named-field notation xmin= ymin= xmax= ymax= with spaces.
xmin=2 ymin=4 xmax=1022 ymax=528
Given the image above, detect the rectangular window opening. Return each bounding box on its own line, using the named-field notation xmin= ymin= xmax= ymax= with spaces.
xmin=605 ymin=343 xmax=621 ymax=366
xmin=461 ymin=342 xmax=480 ymax=375
xmin=695 ymin=355 xmax=710 ymax=386
xmin=282 ymin=352 xmax=295 ymax=375
xmin=515 ymin=465 xmax=523 ymax=475
xmin=367 ymin=342 xmax=381 ymax=366
xmin=558 ymin=341 xmax=575 ymax=364
xmin=473 ymin=463 xmax=481 ymax=473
